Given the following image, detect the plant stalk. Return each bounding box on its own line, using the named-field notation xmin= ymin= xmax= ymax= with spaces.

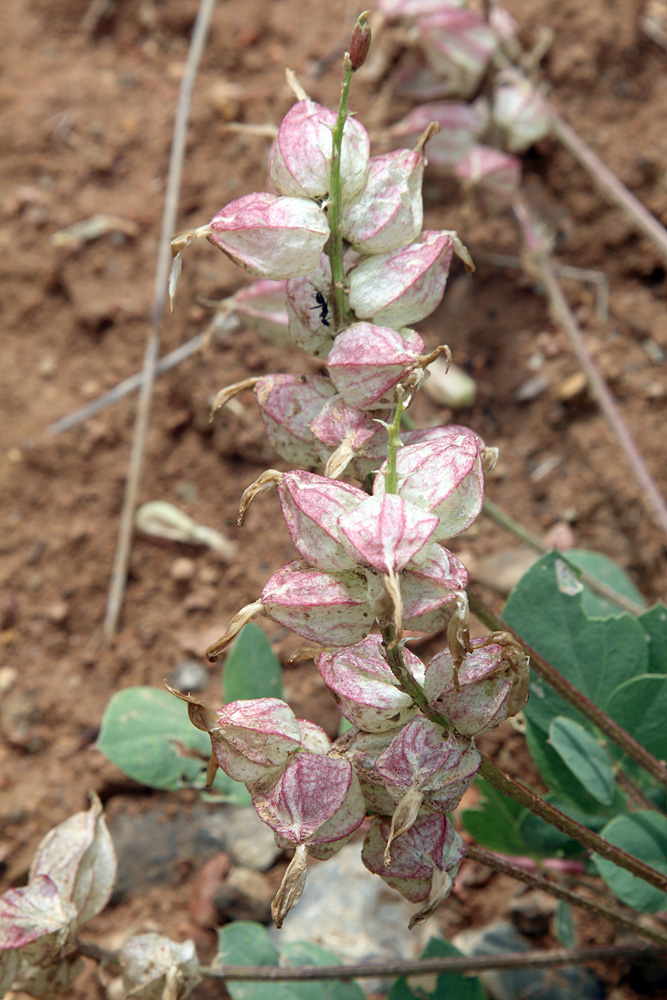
xmin=464 ymin=843 xmax=667 ymax=948
xmin=513 ymin=194 xmax=667 ymax=539
xmin=327 ymin=58 xmax=354 ymax=330
xmin=201 ymin=941 xmax=664 ymax=981
xmin=467 ymin=589 xmax=667 ymax=791
xmin=479 ymin=757 xmax=667 ymax=894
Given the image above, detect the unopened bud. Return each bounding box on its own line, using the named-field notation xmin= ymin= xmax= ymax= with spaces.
xmin=349 ymin=11 xmax=372 ymax=70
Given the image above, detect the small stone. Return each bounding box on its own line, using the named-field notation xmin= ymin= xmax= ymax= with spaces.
xmin=183 ymin=587 xmax=217 ymax=612
xmin=514 ymin=374 xmax=550 ymax=402
xmin=558 ymin=371 xmax=588 ymax=401
xmin=171 ymin=557 xmax=196 ymax=582
xmin=45 ymin=600 xmax=69 ymax=624
xmin=38 ymin=356 xmax=57 ymax=378
xmin=642 ymin=338 xmax=665 ymax=364
xmin=199 ymin=566 xmax=221 ymax=586
xmin=0 ymin=666 xmax=18 ymax=695
xmin=168 ymin=659 xmax=209 ymax=692
xmin=188 ymin=853 xmax=231 ymax=928
xmin=213 ymin=867 xmax=274 ymax=924
xmin=80 ymin=379 xmax=102 ymax=400
xmin=7 ymin=448 xmax=22 ymax=464
xmin=473 ymin=547 xmax=539 ymax=595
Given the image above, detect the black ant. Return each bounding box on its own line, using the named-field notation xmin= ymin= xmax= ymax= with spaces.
xmin=310 ymin=289 xmax=330 ymax=328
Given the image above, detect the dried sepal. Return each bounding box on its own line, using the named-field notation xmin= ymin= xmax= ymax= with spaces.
xmin=425 ymin=632 xmax=529 ymax=735
xmin=207 ymin=602 xmax=264 ymax=662
xmin=271 ymin=844 xmax=308 ymax=928
xmin=238 ymin=469 xmax=283 ymax=526
xmin=210 ymin=376 xmax=261 ymax=421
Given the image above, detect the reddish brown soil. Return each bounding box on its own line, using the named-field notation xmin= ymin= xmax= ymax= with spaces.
xmin=2 ymin=0 xmax=666 ymax=996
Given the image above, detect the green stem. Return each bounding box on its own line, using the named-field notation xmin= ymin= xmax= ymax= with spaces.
xmin=327 ymin=57 xmax=354 ymax=330
xmin=384 ymin=392 xmax=407 ymax=495
xmin=467 ymin=588 xmax=667 ymax=792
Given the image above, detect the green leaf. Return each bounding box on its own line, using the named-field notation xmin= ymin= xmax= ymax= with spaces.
xmin=524 ymin=721 xmax=623 ymax=825
xmin=503 ymin=552 xmax=648 ymax=760
xmin=461 ymin=777 xmax=530 ymax=855
xmin=548 ymin=717 xmax=616 ymax=807
xmin=639 ymin=605 xmax=667 ymax=674
xmin=97 ymin=686 xmax=249 ymax=804
xmin=606 ymin=674 xmax=667 ymax=760
xmin=564 ymin=549 xmax=646 ymax=618
xmin=217 ymin=923 xmax=365 ymax=1000
xmin=224 ymin=623 xmax=282 ymax=703
xmin=555 ymin=901 xmax=576 ymax=948
xmin=388 ymin=937 xmax=486 ymax=1000
xmin=594 ymin=812 xmax=667 ymax=913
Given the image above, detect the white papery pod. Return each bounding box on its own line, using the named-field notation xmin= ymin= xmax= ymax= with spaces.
xmin=286 ymin=253 xmax=335 ymax=358
xmin=255 ymin=373 xmax=336 ymax=466
xmin=209 ymin=698 xmax=303 ymax=785
xmin=389 ymin=99 xmax=488 ymax=168
xmin=326 ymin=323 xmax=425 ymax=410
xmin=378 ymin=0 xmax=466 ymax=17
xmin=252 ymin=753 xmax=366 ymax=849
xmin=120 ymin=933 xmax=201 ymax=1000
xmin=341 ymin=149 xmax=424 ymax=254
xmin=425 ymin=636 xmax=530 ymax=735
xmin=375 ymin=715 xmax=480 ymax=813
xmin=208 ymin=192 xmax=330 ymax=280
xmin=29 ymin=794 xmax=117 ymax=926
xmin=269 ymin=100 xmax=370 ymax=200
xmin=347 ymin=231 xmax=458 ymax=328
xmin=317 ymin=635 xmax=425 ymax=733
xmin=278 ymin=469 xmax=367 ymax=572
xmin=493 ymin=72 xmax=551 ymax=153
xmin=400 ymin=549 xmax=468 ymax=634
xmin=261 ymin=561 xmax=374 ymax=647
xmin=362 ymin=812 xmax=466 ymax=925
xmin=374 ymin=431 xmax=484 ymax=541
xmin=414 ymin=9 xmax=496 ymax=98
xmin=297 ymin=718 xmax=332 ymax=755
xmin=339 ymin=494 xmax=439 ymax=575
xmin=454 ymin=145 xmax=521 ymax=207
xmin=232 ymin=279 xmax=291 ymax=345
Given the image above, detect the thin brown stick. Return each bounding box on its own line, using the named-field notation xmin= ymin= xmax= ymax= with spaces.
xmin=513 ymin=194 xmax=667 ymax=539
xmin=103 ymin=0 xmax=217 ymax=639
xmin=201 ymin=942 xmax=663 ymax=981
xmin=465 ymin=843 xmax=667 ymax=948
xmin=467 ymin=589 xmax=667 ymax=792
xmin=549 ymin=109 xmax=667 ymax=266
xmin=479 ymin=756 xmax=667 ymax=894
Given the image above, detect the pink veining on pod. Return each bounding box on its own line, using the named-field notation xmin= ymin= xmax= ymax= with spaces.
xmin=374 ymin=431 xmax=484 ymax=540
xmin=260 ymin=561 xmax=373 ymax=647
xmin=338 ymin=494 xmax=439 ymax=574
xmin=454 ymin=145 xmax=522 ymax=207
xmin=255 ymin=373 xmax=336 ymax=467
xmin=341 ymin=149 xmax=424 ymax=254
xmin=208 ymin=192 xmax=330 ymax=280
xmin=318 ymin=635 xmax=425 ymax=733
xmin=326 ymin=323 xmax=425 ymax=410
xmin=208 ymin=698 xmax=303 ymax=786
xmin=414 ymin=8 xmax=496 ymax=99
xmin=278 ymin=470 xmax=367 ymax=572
xmin=269 ymin=100 xmax=370 ymax=201
xmin=347 ymin=230 xmax=456 ymax=328
xmin=425 ymin=635 xmax=530 ymax=734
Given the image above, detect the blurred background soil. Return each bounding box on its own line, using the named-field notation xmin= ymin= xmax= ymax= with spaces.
xmin=1 ymin=0 xmax=666 ymax=996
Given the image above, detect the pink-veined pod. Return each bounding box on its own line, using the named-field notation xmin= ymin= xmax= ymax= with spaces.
xmin=269 ymin=100 xmax=370 ymax=201
xmin=208 ymin=192 xmax=330 ymax=280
